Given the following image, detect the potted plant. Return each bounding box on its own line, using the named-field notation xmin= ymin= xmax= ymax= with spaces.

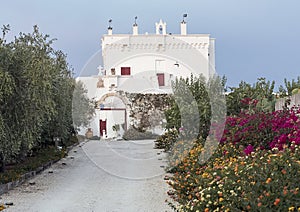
xmin=112 ymin=124 xmax=120 ymax=137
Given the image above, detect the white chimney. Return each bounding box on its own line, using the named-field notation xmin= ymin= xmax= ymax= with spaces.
xmin=133 ymin=16 xmax=138 ymax=35
xmin=107 ymin=19 xmax=113 ymax=35
xmin=108 ymin=27 xmax=112 ymax=35
xmin=133 ymin=24 xmax=138 ymax=35
xmin=180 ymin=21 xmax=187 ymax=35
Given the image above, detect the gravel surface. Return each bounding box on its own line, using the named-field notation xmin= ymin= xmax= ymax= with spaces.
xmin=0 ymin=140 xmax=172 ymax=212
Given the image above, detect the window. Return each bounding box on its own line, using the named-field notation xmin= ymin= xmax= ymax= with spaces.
xmin=157 ymin=73 xmax=165 ymax=86
xmin=121 ymin=67 xmax=131 ymax=75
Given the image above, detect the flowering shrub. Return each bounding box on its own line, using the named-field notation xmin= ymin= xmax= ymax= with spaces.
xmin=221 ymin=107 xmax=300 ymax=153
xmin=167 ymin=143 xmax=300 ymax=211
xmin=166 ymin=107 xmax=300 ymax=211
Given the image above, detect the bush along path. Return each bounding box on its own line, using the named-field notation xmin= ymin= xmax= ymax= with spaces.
xmin=0 ymin=136 xmax=83 ymax=199
xmin=156 ymin=105 xmax=300 ymax=211
xmin=152 ymin=75 xmax=300 ymax=211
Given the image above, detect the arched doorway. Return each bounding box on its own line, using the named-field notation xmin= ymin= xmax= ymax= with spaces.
xmin=96 ymin=93 xmax=128 ymax=138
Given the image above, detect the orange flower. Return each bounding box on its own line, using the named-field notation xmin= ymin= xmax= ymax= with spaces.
xmin=266 ymin=178 xmax=272 ymax=184
xmin=234 ymin=164 xmax=238 ymax=173
xmin=274 ymin=198 xmax=280 ymax=206
xmin=204 ymin=208 xmax=209 ymax=212
xmin=257 ymin=202 xmax=262 ymax=207
xmin=281 ymin=169 xmax=287 ymax=175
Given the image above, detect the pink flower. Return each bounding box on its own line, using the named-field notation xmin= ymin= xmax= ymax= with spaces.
xmin=243 ymin=145 xmax=254 ymax=155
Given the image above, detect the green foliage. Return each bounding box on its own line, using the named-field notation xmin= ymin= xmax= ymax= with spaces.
xmin=112 ymin=124 xmax=120 ymax=132
xmin=167 ymin=143 xmax=300 ymax=211
xmin=122 ymin=127 xmax=159 ymax=140
xmin=72 ymin=80 xmax=95 ymax=130
xmin=292 ymin=88 xmax=300 ymax=95
xmin=226 ymin=78 xmax=275 ymax=115
xmin=279 ymin=77 xmax=300 ymax=97
xmin=165 ymin=74 xmax=224 ymax=140
xmin=154 ymin=128 xmax=178 ymax=151
xmin=0 ymin=25 xmax=93 ymax=172
xmin=0 ymin=146 xmax=62 ymax=184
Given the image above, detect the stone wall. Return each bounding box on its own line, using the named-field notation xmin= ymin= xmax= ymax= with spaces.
xmin=120 ymin=92 xmax=172 ymax=132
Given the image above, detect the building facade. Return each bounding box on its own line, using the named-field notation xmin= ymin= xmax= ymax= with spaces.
xmin=76 ymin=18 xmax=216 ymax=138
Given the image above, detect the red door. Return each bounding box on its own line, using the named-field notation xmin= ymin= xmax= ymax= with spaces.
xmin=100 ymin=119 xmax=107 ymax=136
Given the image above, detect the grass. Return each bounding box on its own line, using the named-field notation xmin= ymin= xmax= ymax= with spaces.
xmin=0 ymin=135 xmax=82 ymax=185
xmin=0 ymin=147 xmax=63 ymax=185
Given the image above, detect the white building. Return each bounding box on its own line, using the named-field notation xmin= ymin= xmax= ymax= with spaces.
xmin=76 ymin=18 xmax=216 ymax=138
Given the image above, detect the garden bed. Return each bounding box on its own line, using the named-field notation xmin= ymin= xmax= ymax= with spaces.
xmin=156 ymin=107 xmax=300 ymax=211
xmin=0 ymin=137 xmax=83 ymax=195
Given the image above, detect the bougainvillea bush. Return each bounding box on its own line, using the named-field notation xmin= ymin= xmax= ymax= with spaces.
xmin=166 ymin=106 xmax=300 ymax=211
xmin=221 ymin=106 xmax=300 ymax=153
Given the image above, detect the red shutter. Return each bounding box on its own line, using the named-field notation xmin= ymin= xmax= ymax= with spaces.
xmin=121 ymin=67 xmax=131 ymax=75
xmin=157 ymin=73 xmax=165 ymax=86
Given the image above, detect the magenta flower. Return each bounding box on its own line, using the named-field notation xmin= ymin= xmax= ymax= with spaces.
xmin=243 ymin=145 xmax=254 ymax=155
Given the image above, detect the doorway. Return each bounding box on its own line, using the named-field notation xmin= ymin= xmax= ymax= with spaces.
xmin=99 ymin=119 xmax=107 ymax=136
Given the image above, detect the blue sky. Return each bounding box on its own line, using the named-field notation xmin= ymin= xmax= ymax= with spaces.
xmin=1 ymin=0 xmax=300 ymax=89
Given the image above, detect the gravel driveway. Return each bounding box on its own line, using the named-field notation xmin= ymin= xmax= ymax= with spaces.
xmin=0 ymin=140 xmax=172 ymax=212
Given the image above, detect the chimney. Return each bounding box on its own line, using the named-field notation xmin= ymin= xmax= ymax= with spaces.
xmin=108 ymin=26 xmax=113 ymax=35
xmin=133 ymin=16 xmax=138 ymax=35
xmin=181 ymin=14 xmax=187 ymax=35
xmin=133 ymin=24 xmax=138 ymax=35
xmin=180 ymin=21 xmax=187 ymax=35
xmin=108 ymin=19 xmax=113 ymax=35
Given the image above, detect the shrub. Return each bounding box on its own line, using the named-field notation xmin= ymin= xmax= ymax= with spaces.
xmin=166 ymin=107 xmax=300 ymax=211
xmin=154 ymin=128 xmax=178 ymax=151
xmin=89 ymin=135 xmax=101 ymax=140
xmin=167 ymin=143 xmax=300 ymax=211
xmin=122 ymin=127 xmax=159 ymax=140
xmin=0 ymin=146 xmax=62 ymax=184
xmin=221 ymin=107 xmax=300 ymax=153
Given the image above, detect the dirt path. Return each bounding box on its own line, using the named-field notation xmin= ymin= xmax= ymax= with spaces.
xmin=0 ymin=140 xmax=172 ymax=212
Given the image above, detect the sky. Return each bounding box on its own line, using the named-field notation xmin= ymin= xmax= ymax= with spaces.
xmin=1 ymin=0 xmax=300 ymax=89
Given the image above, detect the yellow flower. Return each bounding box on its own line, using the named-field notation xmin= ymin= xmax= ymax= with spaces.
xmin=219 ymin=198 xmax=224 ymax=202
xmin=288 ymin=206 xmax=295 ymax=211
xmin=202 ymin=172 xmax=209 ymax=178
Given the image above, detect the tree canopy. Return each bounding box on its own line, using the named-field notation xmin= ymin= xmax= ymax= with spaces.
xmin=0 ymin=25 xmax=94 ymax=171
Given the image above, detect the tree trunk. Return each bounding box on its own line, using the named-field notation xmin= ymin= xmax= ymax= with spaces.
xmin=0 ymin=153 xmax=5 ymax=173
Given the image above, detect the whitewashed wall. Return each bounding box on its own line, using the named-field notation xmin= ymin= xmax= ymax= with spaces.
xmin=275 ymin=93 xmax=300 ymax=110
